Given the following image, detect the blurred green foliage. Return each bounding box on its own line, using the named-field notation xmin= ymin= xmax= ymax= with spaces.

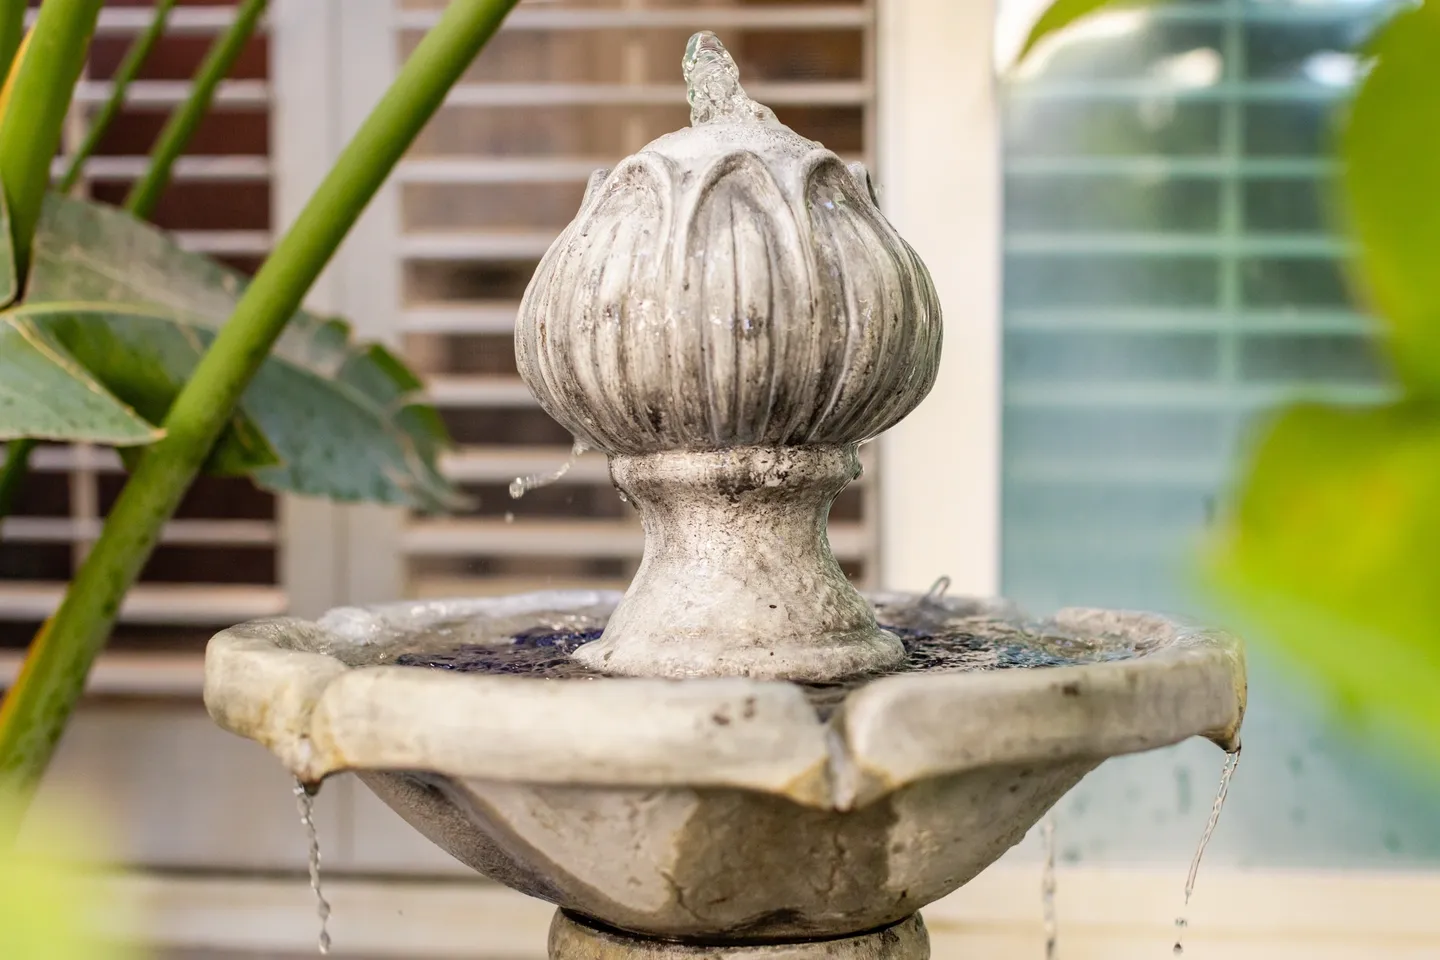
xmin=1017 ymin=0 xmax=1158 ymax=61
xmin=1021 ymin=0 xmax=1440 ymax=761
xmin=0 ymin=791 xmax=140 ymax=959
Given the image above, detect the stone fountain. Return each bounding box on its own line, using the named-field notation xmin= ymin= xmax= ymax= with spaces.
xmin=204 ymin=33 xmax=1245 ymax=960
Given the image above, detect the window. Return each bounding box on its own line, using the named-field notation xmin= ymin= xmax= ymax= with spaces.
xmin=996 ymin=0 xmax=1440 ymax=868
xmin=999 ymin=0 xmax=1396 ymax=615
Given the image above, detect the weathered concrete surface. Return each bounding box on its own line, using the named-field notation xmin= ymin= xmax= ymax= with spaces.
xmin=204 ymin=590 xmax=1245 ymax=941
xmin=360 ymin=762 xmax=1091 ymax=941
xmin=576 ymin=448 xmax=904 ymax=681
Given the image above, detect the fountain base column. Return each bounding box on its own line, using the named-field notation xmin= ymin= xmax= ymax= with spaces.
xmin=573 ymin=445 xmax=903 ymax=682
xmin=549 ymin=912 xmax=930 ymax=960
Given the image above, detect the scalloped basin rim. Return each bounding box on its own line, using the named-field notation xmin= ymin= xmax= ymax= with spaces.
xmin=203 ymin=590 xmax=1245 ymax=811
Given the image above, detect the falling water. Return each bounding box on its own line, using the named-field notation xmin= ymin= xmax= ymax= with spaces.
xmin=294 ymin=779 xmax=332 ymax=955
xmin=1041 ymin=815 xmax=1058 ymax=960
xmin=510 ymin=439 xmax=589 ymax=499
xmin=1172 ymin=743 xmax=1241 ymax=956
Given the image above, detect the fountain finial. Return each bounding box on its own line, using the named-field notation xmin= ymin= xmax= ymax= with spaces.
xmin=515 ymin=31 xmax=943 ymax=682
xmin=682 ymin=31 xmax=778 ymax=126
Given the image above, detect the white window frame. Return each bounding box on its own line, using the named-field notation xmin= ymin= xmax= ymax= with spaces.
xmin=875 ymin=0 xmax=1002 ymax=596
xmin=275 ymin=0 xmax=407 ymax=616
xmin=273 ymin=0 xmax=347 ymax=618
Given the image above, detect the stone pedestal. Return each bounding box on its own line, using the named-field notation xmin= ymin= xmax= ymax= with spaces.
xmin=549 ymin=912 xmax=930 ymax=960
xmin=574 ymin=446 xmax=902 ymax=681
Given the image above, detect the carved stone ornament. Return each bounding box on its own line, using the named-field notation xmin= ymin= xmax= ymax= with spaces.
xmin=515 ymin=32 xmax=943 ymax=681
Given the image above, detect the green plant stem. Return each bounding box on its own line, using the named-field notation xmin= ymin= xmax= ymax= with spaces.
xmin=0 ymin=0 xmax=24 ymax=83
xmin=60 ymin=0 xmax=178 ymax=195
xmin=124 ymin=0 xmax=265 ymax=219
xmin=0 ymin=438 xmax=35 ymax=530
xmin=0 ymin=0 xmax=521 ymax=804
xmin=0 ymin=0 xmax=103 ymax=278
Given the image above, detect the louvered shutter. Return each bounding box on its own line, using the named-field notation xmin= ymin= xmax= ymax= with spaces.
xmin=385 ymin=0 xmax=882 ymax=600
xmin=999 ymin=0 xmax=1397 ymax=613
xmin=0 ymin=3 xmax=279 ymax=677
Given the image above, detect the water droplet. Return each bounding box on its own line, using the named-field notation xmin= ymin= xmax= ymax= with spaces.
xmin=1041 ymin=816 xmax=1058 ymax=960
xmin=923 ymin=575 xmax=951 ymax=603
xmin=504 ymin=511 xmax=515 ymax=524
xmin=294 ymin=779 xmax=332 ymax=955
xmin=1173 ymin=943 xmax=1184 ymax=955
xmin=1175 ymin=918 xmax=1188 ymax=929
xmin=510 ymin=439 xmax=589 ymax=500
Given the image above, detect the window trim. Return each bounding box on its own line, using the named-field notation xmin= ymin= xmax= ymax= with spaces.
xmin=276 ymin=0 xmax=408 ymax=613
xmin=875 ymin=0 xmax=1003 ymax=595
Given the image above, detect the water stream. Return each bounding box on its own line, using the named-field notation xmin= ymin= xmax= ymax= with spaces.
xmin=1172 ymin=743 xmax=1241 ymax=956
xmin=1041 ymin=815 xmax=1058 ymax=960
xmin=509 ymin=439 xmax=589 ymax=499
xmin=294 ymin=779 xmax=332 ymax=955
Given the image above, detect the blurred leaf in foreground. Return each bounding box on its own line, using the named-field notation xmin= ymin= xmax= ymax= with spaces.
xmin=1341 ymin=0 xmax=1440 ymax=391
xmin=0 ymin=789 xmax=141 ymax=959
xmin=1013 ymin=0 xmax=1156 ymax=63
xmin=1210 ymin=402 xmax=1440 ymax=758
xmin=1210 ymin=0 xmax=1440 ymax=760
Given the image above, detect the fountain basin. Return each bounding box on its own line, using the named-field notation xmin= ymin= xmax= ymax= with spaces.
xmin=204 ymin=589 xmax=1243 ymax=942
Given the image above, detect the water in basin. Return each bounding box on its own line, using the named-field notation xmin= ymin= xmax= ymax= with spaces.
xmin=322 ymin=589 xmax=1169 ymax=718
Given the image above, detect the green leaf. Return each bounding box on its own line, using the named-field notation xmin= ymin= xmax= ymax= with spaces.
xmin=1015 ymin=0 xmax=1155 ymax=64
xmin=0 ymin=171 xmax=14 ymax=306
xmin=13 ymin=302 xmax=281 ymax=477
xmin=26 ymin=195 xmax=465 ymax=511
xmin=1207 ymin=401 xmax=1440 ymax=760
xmin=1342 ymin=0 xmax=1440 ymax=391
xmin=0 ymin=311 xmax=159 ymax=445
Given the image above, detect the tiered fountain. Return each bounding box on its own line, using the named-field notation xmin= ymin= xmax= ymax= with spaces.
xmin=205 ymin=33 xmax=1245 ymax=960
